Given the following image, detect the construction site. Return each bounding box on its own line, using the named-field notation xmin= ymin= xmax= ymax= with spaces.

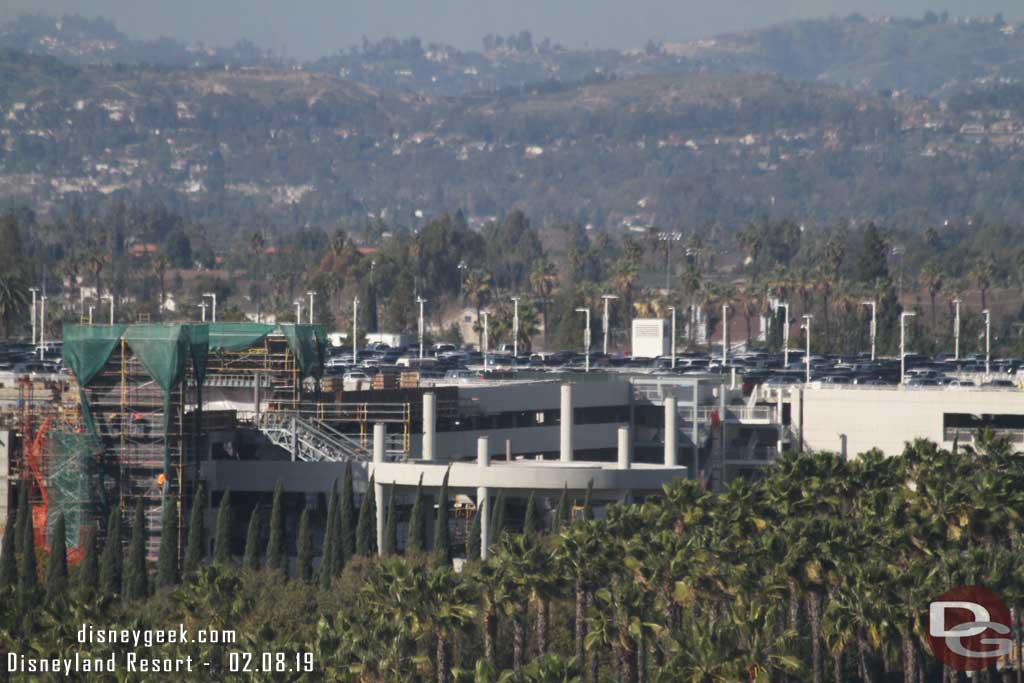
xmin=1 ymin=322 xmax=786 ymax=562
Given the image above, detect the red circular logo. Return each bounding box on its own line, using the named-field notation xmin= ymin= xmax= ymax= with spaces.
xmin=927 ymin=586 xmax=1012 ymax=671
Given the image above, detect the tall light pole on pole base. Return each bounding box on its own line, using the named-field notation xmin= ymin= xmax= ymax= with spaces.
xmin=900 ymin=311 xmax=916 ymax=384
xmin=983 ymin=309 xmax=991 ymax=377
xmin=352 ymin=297 xmax=360 ymax=364
xmin=417 ymin=297 xmax=427 ymax=360
xmin=28 ymin=287 xmax=38 ymax=346
xmin=601 ymin=294 xmax=618 ymax=356
xmin=307 ymin=291 xmax=315 ymax=324
xmin=204 ymin=292 xmax=217 ymax=322
xmin=575 ymin=307 xmax=591 ymax=372
xmin=482 ymin=311 xmax=489 ymax=371
xmin=780 ymin=302 xmax=790 ymax=368
xmin=721 ymin=303 xmax=729 ymax=367
xmin=38 ymin=295 xmax=47 ymax=360
xmin=198 ymin=302 xmax=208 ymax=322
xmin=511 ymin=296 xmax=520 ymax=359
xmin=953 ymin=299 xmax=961 ymax=361
xmin=668 ymin=306 xmax=677 ymax=369
xmin=861 ymin=301 xmax=877 ymax=361
xmin=103 ymin=294 xmax=115 ymax=325
xmin=801 ymin=314 xmax=813 ymax=384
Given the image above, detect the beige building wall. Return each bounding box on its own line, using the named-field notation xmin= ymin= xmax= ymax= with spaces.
xmin=800 ymin=387 xmax=1024 ymax=456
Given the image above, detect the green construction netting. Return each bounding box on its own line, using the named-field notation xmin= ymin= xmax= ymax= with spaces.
xmin=46 ymin=429 xmax=98 ymax=549
xmin=62 ymin=324 xmax=127 ymax=438
xmin=280 ymin=323 xmax=327 ymax=378
xmin=207 ymin=322 xmax=275 ymax=352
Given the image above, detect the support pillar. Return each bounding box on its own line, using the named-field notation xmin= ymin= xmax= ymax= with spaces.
xmin=373 ymin=423 xmax=385 ymax=556
xmin=664 ymin=397 xmax=677 ymax=467
xmin=617 ymin=426 xmax=632 ymax=470
xmin=560 ymin=383 xmax=573 ymax=462
xmin=477 ymin=436 xmax=490 ymax=560
xmin=422 ymin=392 xmax=436 ymax=461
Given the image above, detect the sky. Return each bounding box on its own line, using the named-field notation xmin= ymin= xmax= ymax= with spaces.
xmin=2 ymin=0 xmax=1023 ymax=60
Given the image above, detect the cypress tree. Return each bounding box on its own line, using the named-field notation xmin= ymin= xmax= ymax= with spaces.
xmin=355 ymin=476 xmax=377 ymax=557
xmin=14 ymin=483 xmax=29 ymax=557
xmin=242 ymin=506 xmax=261 ymax=572
xmin=582 ymin=479 xmax=594 ymax=521
xmin=522 ymin=490 xmax=538 ymax=539
xmin=45 ymin=513 xmax=68 ymax=600
xmin=124 ymin=499 xmax=149 ymax=600
xmin=99 ymin=506 xmax=122 ymax=597
xmin=433 ymin=468 xmax=451 ymax=563
xmin=78 ymin=524 xmax=98 ymax=600
xmin=0 ymin=517 xmax=16 ymax=591
xmin=382 ymin=485 xmax=398 ymax=556
xmin=183 ymin=485 xmax=205 ymax=576
xmin=213 ymin=489 xmax=232 ymax=566
xmin=319 ymin=481 xmax=339 ymax=590
xmin=490 ymin=491 xmax=506 ymax=542
xmin=156 ymin=501 xmax=179 ymax=589
xmin=406 ymin=474 xmax=425 ymax=554
xmin=296 ymin=508 xmax=312 ymax=582
xmin=265 ymin=480 xmax=286 ymax=573
xmin=339 ymin=463 xmax=355 ymax=561
xmin=555 ymin=484 xmax=570 ymax=532
xmin=467 ymin=507 xmax=481 ymax=560
xmin=18 ymin=507 xmax=38 ymax=605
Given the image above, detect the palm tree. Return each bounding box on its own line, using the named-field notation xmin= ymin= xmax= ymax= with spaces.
xmin=465 ymin=269 xmax=493 ymax=347
xmin=918 ymin=262 xmax=943 ymax=332
xmin=0 ymin=273 xmax=29 ymax=338
xmin=971 ymin=256 xmax=995 ymax=310
xmin=530 ymin=260 xmax=559 ymax=346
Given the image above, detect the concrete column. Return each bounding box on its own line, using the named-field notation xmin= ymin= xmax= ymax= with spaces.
xmin=617 ymin=426 xmax=632 ymax=470
xmin=477 ymin=436 xmax=490 ymax=467
xmin=560 ymin=383 xmax=574 ymax=462
xmin=477 ymin=486 xmax=490 ymax=560
xmin=664 ymin=397 xmax=677 ymax=467
xmin=422 ymin=392 xmax=436 ymax=461
xmin=373 ymin=424 xmax=385 ymax=555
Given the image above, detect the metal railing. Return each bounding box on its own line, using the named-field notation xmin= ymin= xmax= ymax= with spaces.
xmin=943 ymin=427 xmax=1024 ymax=443
xmin=258 ymin=412 xmax=372 ymax=463
xmin=679 ymin=406 xmax=775 ymax=424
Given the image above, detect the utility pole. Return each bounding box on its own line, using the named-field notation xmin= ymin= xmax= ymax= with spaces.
xmin=983 ymin=309 xmax=991 ymax=377
xmin=294 ymin=300 xmax=302 ymax=323
xmin=953 ymin=299 xmax=961 ymax=361
xmin=802 ymin=314 xmax=813 ymax=384
xmin=721 ymin=303 xmax=729 ymax=366
xmin=307 ymin=291 xmax=315 ymax=324
xmin=28 ymin=287 xmax=38 ymax=347
xmin=88 ymin=305 xmax=94 ymax=326
xmin=352 ymin=297 xmax=360 ymax=364
xmin=38 ymin=295 xmax=47 ymax=360
xmin=900 ymin=311 xmax=917 ymax=384
xmin=198 ymin=302 xmax=208 ymax=322
xmin=575 ymin=307 xmax=591 ymax=372
xmin=203 ymin=292 xmax=217 ymax=323
xmin=104 ymin=294 xmax=115 ymax=325
xmin=601 ymin=294 xmax=618 ymax=356
xmin=482 ymin=311 xmax=489 ymax=371
xmin=861 ymin=301 xmax=876 ymax=361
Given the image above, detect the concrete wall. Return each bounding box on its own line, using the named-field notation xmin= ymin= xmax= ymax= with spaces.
xmin=801 ymin=387 xmax=1024 ymax=456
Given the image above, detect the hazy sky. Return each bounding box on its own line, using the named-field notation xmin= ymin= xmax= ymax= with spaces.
xmin=3 ymin=0 xmax=1023 ymax=60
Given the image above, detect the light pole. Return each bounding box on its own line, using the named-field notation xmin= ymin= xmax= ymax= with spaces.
xmin=307 ymin=291 xmax=315 ymax=324
xmin=38 ymin=295 xmax=47 ymax=360
xmin=575 ymin=307 xmax=591 ymax=372
xmin=668 ymin=306 xmax=677 ymax=369
xmin=103 ymin=294 xmax=115 ymax=325
xmin=780 ymin=302 xmax=790 ymax=368
xmin=294 ymin=300 xmax=302 ymax=322
xmin=88 ymin=305 xmax=95 ymax=326
xmin=417 ymin=297 xmax=427 ymax=360
xmin=900 ymin=311 xmax=916 ymax=384
xmin=601 ymin=294 xmax=618 ymax=356
xmin=352 ymin=297 xmax=359 ymax=364
xmin=861 ymin=301 xmax=876 ymax=361
xmin=203 ymin=292 xmax=217 ymax=322
xmin=983 ymin=309 xmax=991 ymax=377
xmin=953 ymin=298 xmax=961 ymax=361
xmin=511 ymin=296 xmax=520 ymax=358
xmin=721 ymin=303 xmax=729 ymax=366
xmin=28 ymin=287 xmax=38 ymax=346
xmin=482 ymin=311 xmax=489 ymax=371
xmin=198 ymin=301 xmax=208 ymax=322
xmin=801 ymin=314 xmax=813 ymax=383
xmin=458 ymin=260 xmax=467 ymax=308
